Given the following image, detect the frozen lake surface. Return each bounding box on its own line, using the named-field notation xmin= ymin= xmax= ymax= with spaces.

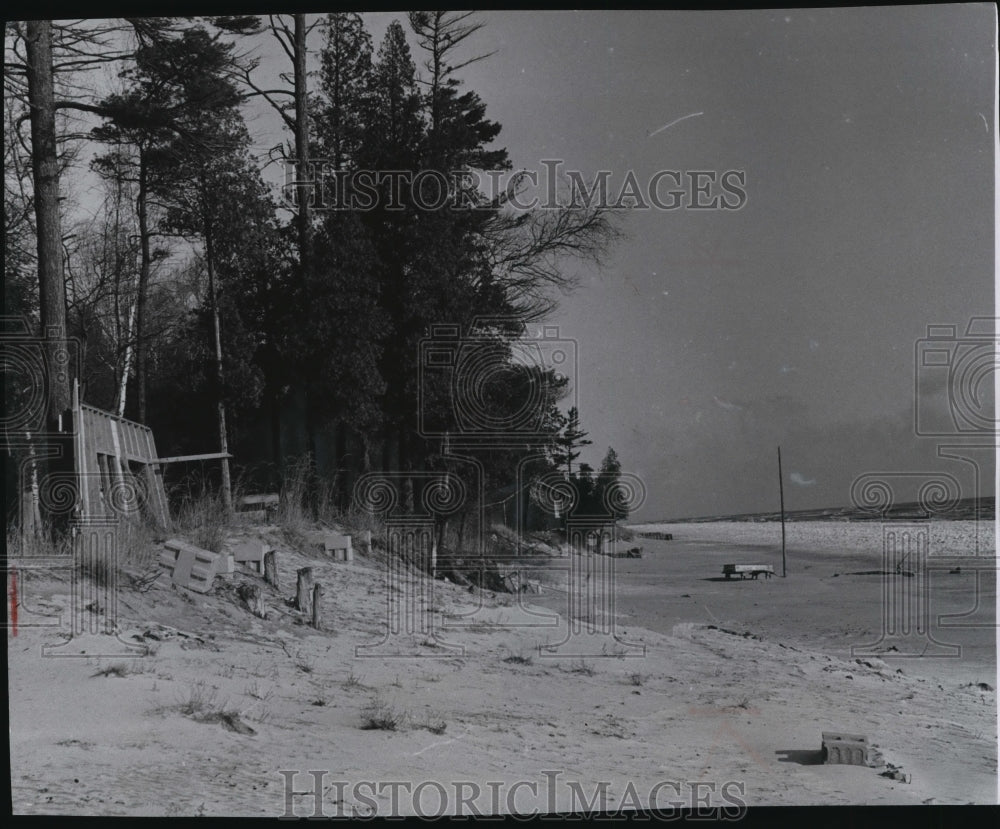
xmin=629 ymin=519 xmax=995 ymax=558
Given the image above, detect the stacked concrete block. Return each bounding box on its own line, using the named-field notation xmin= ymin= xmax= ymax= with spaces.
xmin=160 ymin=539 xmax=222 ymax=593
xmin=230 ymin=539 xmax=269 ymax=573
xmin=821 ymin=732 xmax=869 ymax=766
xmin=306 ymin=530 xmax=354 ymax=562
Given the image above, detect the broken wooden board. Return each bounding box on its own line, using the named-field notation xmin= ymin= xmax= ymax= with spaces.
xmin=160 ymin=539 xmax=221 ymax=593
xmin=241 ymin=493 xmax=279 ymax=508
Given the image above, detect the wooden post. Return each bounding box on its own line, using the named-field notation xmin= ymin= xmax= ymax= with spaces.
xmin=264 ymin=549 xmax=279 ymax=589
xmin=237 ymin=582 xmax=266 ymax=618
xmin=778 ymin=446 xmax=786 ymax=577
xmin=296 ymin=567 xmax=313 ymax=615
xmin=311 ymin=583 xmax=323 ymax=629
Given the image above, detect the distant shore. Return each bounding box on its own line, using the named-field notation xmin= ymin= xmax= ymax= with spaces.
xmin=636 ymin=495 xmax=995 ymax=525
xmin=541 ymin=520 xmax=996 ymax=687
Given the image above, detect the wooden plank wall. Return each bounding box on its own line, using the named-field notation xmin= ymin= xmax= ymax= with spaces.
xmin=72 ymin=398 xmax=170 ymax=528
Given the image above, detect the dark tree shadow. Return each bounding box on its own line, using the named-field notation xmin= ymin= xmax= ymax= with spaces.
xmin=775 ymin=749 xmax=824 ymax=765
xmin=701 ymin=576 xmax=765 ymax=582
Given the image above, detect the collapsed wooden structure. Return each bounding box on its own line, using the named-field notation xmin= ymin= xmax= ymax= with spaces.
xmin=49 ymin=381 xmax=231 ymax=529
xmin=64 ymin=385 xmax=170 ymax=527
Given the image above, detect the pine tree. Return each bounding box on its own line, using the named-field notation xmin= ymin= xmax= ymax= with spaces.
xmin=552 ymin=406 xmax=593 ymax=476
xmin=90 ymin=24 xmax=242 ymax=422
xmin=316 ymin=12 xmax=371 ymax=173
xmin=597 ymin=446 xmax=628 ymax=520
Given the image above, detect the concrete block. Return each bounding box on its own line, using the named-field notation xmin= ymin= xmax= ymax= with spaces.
xmin=306 ymin=531 xmax=353 ymax=562
xmin=230 ymin=539 xmax=268 ymax=565
xmin=160 ymin=539 xmax=221 ymax=593
xmin=822 ymin=732 xmax=869 ymax=766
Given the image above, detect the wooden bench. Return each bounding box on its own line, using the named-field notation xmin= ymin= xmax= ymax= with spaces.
xmin=237 ymin=493 xmax=279 ymax=523
xmin=305 ymin=530 xmax=354 ymax=562
xmin=723 ymin=563 xmax=774 ymax=580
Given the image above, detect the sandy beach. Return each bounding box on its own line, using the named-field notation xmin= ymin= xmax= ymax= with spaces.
xmin=8 ymin=519 xmax=998 ymax=814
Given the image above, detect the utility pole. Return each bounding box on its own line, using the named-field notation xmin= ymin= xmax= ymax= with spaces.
xmin=778 ymin=446 xmax=786 ymax=577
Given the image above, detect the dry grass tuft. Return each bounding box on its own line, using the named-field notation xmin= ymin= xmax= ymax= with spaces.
xmin=361 ymin=695 xmax=407 ymax=731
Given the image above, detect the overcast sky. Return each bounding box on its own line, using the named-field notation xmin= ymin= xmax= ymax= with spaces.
xmin=60 ymin=6 xmax=997 ymax=520
xmin=350 ymin=6 xmax=995 ymax=520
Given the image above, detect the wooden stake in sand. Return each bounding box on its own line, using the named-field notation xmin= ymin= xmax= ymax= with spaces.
xmin=311 ymin=583 xmax=323 ymax=629
xmin=778 ymin=446 xmax=786 ymax=577
xmin=237 ymin=582 xmax=266 ymax=618
xmin=264 ymin=549 xmax=279 ymax=589
xmin=296 ymin=567 xmax=313 ymax=615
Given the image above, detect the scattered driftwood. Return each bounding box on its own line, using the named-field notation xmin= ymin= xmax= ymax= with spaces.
xmin=296 ymin=567 xmax=314 ymax=615
xmin=311 ymin=583 xmax=324 ymax=630
xmin=237 ymin=493 xmax=279 ymax=524
xmin=237 ymin=582 xmax=266 ymax=618
xmin=436 ymin=553 xmax=514 ymax=593
xmin=844 ymin=570 xmax=915 ymax=578
xmin=264 ymin=550 xmax=279 ymax=589
xmin=601 ymin=545 xmax=643 ymax=558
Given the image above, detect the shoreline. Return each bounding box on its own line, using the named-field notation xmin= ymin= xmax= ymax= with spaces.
xmin=533 ymin=520 xmax=996 ymax=687
xmin=8 ymin=521 xmax=998 ymax=813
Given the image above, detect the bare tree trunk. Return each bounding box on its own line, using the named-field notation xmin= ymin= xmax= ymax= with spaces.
xmin=399 ymin=428 xmax=413 ymax=513
xmin=25 ymin=21 xmax=70 ymax=425
xmin=293 ymin=14 xmax=311 ymax=273
xmin=116 ymin=287 xmax=137 ymax=417
xmin=304 ymin=389 xmax=319 ymax=519
xmin=24 ymin=431 xmax=43 ymax=541
xmin=135 ymin=151 xmax=151 ymax=424
xmin=269 ymin=381 xmax=282 ymax=471
xmin=204 ymin=218 xmax=232 ymax=511
xmin=334 ymin=420 xmax=349 ymax=509
xmin=293 ymin=15 xmax=321 ymax=519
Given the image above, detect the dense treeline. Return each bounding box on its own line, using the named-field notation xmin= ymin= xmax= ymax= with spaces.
xmin=4 ymin=12 xmax=627 ymax=536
